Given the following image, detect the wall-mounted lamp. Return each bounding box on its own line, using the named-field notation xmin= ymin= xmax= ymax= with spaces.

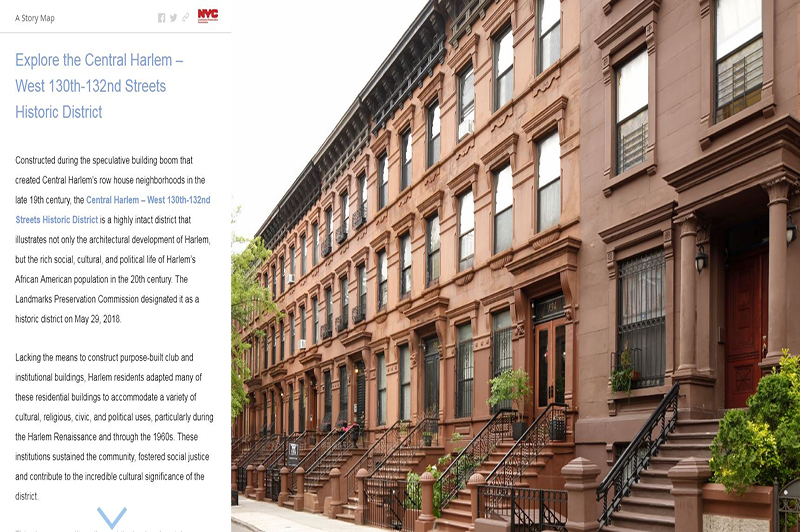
xmin=787 ymin=215 xmax=798 ymax=245
xmin=695 ymin=245 xmax=708 ymax=274
xmin=354 ymin=367 xmax=359 ymax=374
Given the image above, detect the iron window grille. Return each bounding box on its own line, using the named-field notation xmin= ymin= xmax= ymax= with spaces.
xmin=616 ymin=51 xmax=648 ymax=174
xmin=321 ymin=323 xmax=333 ymax=341
xmin=491 ymin=324 xmax=514 ymax=412
xmin=338 ymin=366 xmax=349 ymax=427
xmin=336 ymin=221 xmax=349 ymax=244
xmin=456 ymin=338 xmax=474 ymax=418
xmin=353 ymin=202 xmax=367 ymax=230
xmin=617 ymin=249 xmax=666 ymax=388
xmin=399 ymin=345 xmax=411 ymax=420
xmin=377 ymin=353 xmax=387 ymax=426
xmin=321 ymin=236 xmax=332 ymax=258
xmin=336 ymin=315 xmax=348 ymax=333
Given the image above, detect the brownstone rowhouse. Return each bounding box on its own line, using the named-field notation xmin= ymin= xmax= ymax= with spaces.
xmin=236 ymin=0 xmax=582 ymax=469
xmin=578 ymin=0 xmax=799 ymax=468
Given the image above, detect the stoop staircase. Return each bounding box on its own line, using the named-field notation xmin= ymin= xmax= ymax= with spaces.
xmin=597 ymin=383 xmax=720 ymax=532
xmin=436 ymin=405 xmax=574 ymax=532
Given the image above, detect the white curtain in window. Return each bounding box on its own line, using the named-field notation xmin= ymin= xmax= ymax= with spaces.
xmin=538 ymin=132 xmax=560 ymax=186
xmin=497 ymin=30 xmax=514 ymax=73
xmin=431 ymin=105 xmax=441 ymax=137
xmin=540 ymin=0 xmax=560 ymax=34
xmin=716 ymin=0 xmax=761 ymax=58
xmin=495 ymin=166 xmax=514 ymax=211
xmin=617 ymin=51 xmax=648 ymax=122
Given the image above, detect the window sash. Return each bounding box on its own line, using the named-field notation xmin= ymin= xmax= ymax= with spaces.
xmin=401 ymin=131 xmax=412 ymax=190
xmin=290 ymin=313 xmax=295 ymax=355
xmin=617 ymin=51 xmax=648 ymax=123
xmin=359 ymin=174 xmax=367 ymax=206
xmin=312 ymin=224 xmax=319 ymax=265
xmin=400 ymin=236 xmax=411 ymax=295
xmin=459 ymin=67 xmax=475 ymax=138
xmin=427 ymin=102 xmax=441 ymax=167
xmin=377 ymin=354 xmax=387 ymax=425
xmin=341 ymin=277 xmax=349 ymax=316
xmin=379 ymin=155 xmax=388 ymax=209
xmin=494 ymin=27 xmax=514 ymax=110
xmin=300 ymin=235 xmax=306 ymax=275
xmin=716 ymin=0 xmax=762 ymax=59
xmin=617 ymin=107 xmax=649 ymax=174
xmin=300 ymin=307 xmax=306 ymax=341
xmin=539 ymin=0 xmax=560 ymax=73
xmin=326 ymin=288 xmax=333 ymax=326
xmin=312 ymin=298 xmax=319 ymax=343
xmin=341 ymin=193 xmax=349 ymax=224
xmin=378 ymin=251 xmax=388 ymax=309
xmin=715 ymin=36 xmax=763 ymax=122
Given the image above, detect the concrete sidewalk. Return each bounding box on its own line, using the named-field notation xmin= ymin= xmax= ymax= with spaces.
xmin=232 ymin=497 xmax=368 ymax=532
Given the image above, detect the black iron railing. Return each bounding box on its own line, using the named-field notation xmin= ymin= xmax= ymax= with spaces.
xmin=455 ymin=340 xmax=474 ymax=419
xmin=596 ymin=382 xmax=679 ymax=530
xmin=485 ymin=404 xmax=569 ymax=493
xmin=478 ymin=485 xmax=568 ymax=531
xmin=345 ymin=420 xmax=409 ymax=501
xmin=304 ymin=429 xmax=358 ymax=491
xmin=371 ymin=418 xmax=439 ymax=480
xmin=321 ymin=237 xmax=332 ymax=258
xmin=336 ymin=314 xmax=348 ymax=333
xmin=365 ymin=477 xmax=420 ymax=531
xmin=352 ymin=203 xmax=367 ymax=230
xmin=777 ymin=477 xmax=800 ymax=531
xmin=336 ymin=220 xmax=349 ymax=244
xmin=321 ymin=323 xmax=333 ymax=341
xmin=236 ymin=434 xmax=280 ymax=492
xmin=435 ymin=409 xmax=517 ymax=511
xmin=262 ymin=431 xmax=310 ymax=500
xmin=289 ymin=429 xmax=339 ymax=494
xmin=352 ymin=302 xmax=366 ymax=325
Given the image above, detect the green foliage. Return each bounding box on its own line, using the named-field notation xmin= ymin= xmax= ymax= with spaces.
xmin=710 ymin=350 xmax=800 ymax=494
xmin=611 ymin=346 xmax=633 ymax=397
xmin=406 ymin=465 xmax=445 ymax=518
xmin=451 ymin=432 xmax=464 ymax=444
xmin=487 ymin=369 xmax=533 ymax=412
xmin=230 ymin=209 xmax=280 ymax=423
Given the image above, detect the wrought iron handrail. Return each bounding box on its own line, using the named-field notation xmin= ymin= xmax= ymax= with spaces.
xmin=345 ymin=419 xmax=407 ymax=500
xmin=369 ymin=417 xmax=439 ymax=479
xmin=236 ymin=434 xmax=280 ymax=491
xmin=435 ymin=409 xmax=517 ymax=511
xmin=258 ymin=434 xmax=288 ymax=467
xmin=596 ymin=382 xmax=679 ymax=530
xmin=321 ymin=236 xmax=332 ymax=258
xmin=304 ymin=428 xmax=358 ymax=489
xmin=321 ymin=323 xmax=333 ymax=340
xmin=486 ymin=403 xmax=569 ymax=488
xmin=289 ymin=429 xmax=339 ymax=493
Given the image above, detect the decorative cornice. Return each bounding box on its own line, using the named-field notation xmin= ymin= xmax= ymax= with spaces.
xmin=595 ymin=0 xmax=661 ymax=51
xmin=402 ymin=295 xmax=450 ymax=323
xmin=490 ymin=105 xmax=514 ymax=132
xmin=453 ymin=268 xmax=475 ymax=287
xmin=417 ymin=190 xmax=444 ymax=218
xmin=370 ymin=128 xmax=392 ymax=157
xmin=447 ymin=33 xmax=480 ymax=71
xmin=506 ymin=236 xmax=582 ymax=276
xmin=479 ymin=287 xmax=515 ymax=308
xmin=445 ymin=300 xmax=480 ymax=319
xmin=320 ymin=272 xmax=335 ymax=289
xmin=299 ymin=349 xmax=322 ymax=367
xmin=523 ymin=96 xmax=569 ymax=140
xmin=370 ymin=229 xmax=392 ymax=252
xmin=481 ymin=132 xmax=520 ymax=171
xmin=352 ymin=245 xmax=370 ymax=267
xmin=341 ymin=328 xmax=373 ymax=348
xmin=395 ymin=104 xmax=416 ymax=134
xmin=599 ymin=202 xmax=676 ymax=244
xmin=392 ymin=211 xmax=417 ymax=237
xmin=334 ymin=259 xmax=352 ymax=280
xmin=489 ymin=248 xmax=514 ymax=270
xmin=447 ymin=163 xmax=480 ymax=196
xmin=417 ymin=71 xmax=445 ymax=106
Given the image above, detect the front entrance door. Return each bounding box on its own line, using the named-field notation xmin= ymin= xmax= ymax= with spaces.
xmin=356 ymin=361 xmax=366 ymax=430
xmin=534 ymin=319 xmax=567 ymax=414
xmin=424 ymin=336 xmax=440 ymax=418
xmin=725 ymin=249 xmax=768 ymax=408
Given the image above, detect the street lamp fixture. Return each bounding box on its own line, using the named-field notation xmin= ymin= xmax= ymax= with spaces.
xmin=695 ymin=245 xmax=708 ymax=274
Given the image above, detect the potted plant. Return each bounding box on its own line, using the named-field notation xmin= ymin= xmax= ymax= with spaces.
xmin=487 ymin=369 xmax=533 ymax=439
xmin=611 ymin=345 xmax=636 ymax=399
xmin=423 ymin=431 xmax=434 ymax=447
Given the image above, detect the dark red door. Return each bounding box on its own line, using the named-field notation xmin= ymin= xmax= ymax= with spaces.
xmin=725 ymin=250 xmax=768 ymax=408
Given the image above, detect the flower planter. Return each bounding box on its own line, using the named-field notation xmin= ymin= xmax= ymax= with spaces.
xmin=512 ymin=422 xmax=526 ymax=440
xmin=548 ymin=419 xmax=566 ymax=441
xmin=423 ymin=434 xmax=433 ymax=447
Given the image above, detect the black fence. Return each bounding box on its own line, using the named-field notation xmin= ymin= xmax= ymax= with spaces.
xmin=231 ymin=489 xmax=238 ymax=506
xmin=321 ymin=237 xmax=332 ymax=258
xmin=352 ymin=203 xmax=367 ymax=230
xmin=478 ymin=485 xmax=567 ymax=531
xmin=777 ymin=478 xmax=800 ymax=532
xmin=365 ymin=477 xmax=420 ymax=532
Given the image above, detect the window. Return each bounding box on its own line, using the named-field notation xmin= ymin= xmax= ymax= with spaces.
xmin=617 ymin=249 xmax=666 ymax=388
xmin=427 ymin=101 xmax=441 ymax=168
xmin=426 ymin=215 xmax=440 ymax=285
xmin=493 ymin=165 xmax=513 ymax=253
xmin=312 ymin=297 xmax=318 ymax=344
xmin=338 ymin=365 xmax=349 ymax=425
xmin=312 ymin=223 xmax=319 ymax=266
xmin=538 ymin=0 xmax=561 ymax=73
xmin=400 ymin=234 xmax=411 ymax=297
xmin=271 ymin=264 xmax=277 ymax=298
xmin=376 ymin=353 xmax=387 ymax=426
xmin=299 ymin=380 xmax=305 ymax=433
xmin=271 ymin=326 xmax=276 ymax=365
xmin=458 ymin=190 xmax=475 ymax=270
xmin=358 ymin=172 xmax=367 ymax=211
xmin=326 ymin=207 xmax=333 ymax=244
xmin=494 ymin=26 xmax=514 ymax=110
xmin=715 ymin=0 xmax=762 ymax=122
xmin=280 ymin=256 xmax=285 ymax=293
xmin=340 ymin=276 xmax=349 ymax=326
xmin=377 ymin=250 xmax=388 ymax=310
xmin=325 ymin=286 xmax=333 ymax=328
xmin=280 ymin=319 xmax=285 ymax=360
xmin=616 ymin=50 xmax=648 ymax=174
xmin=401 ymin=130 xmax=412 ymax=190
xmin=456 ymin=323 xmax=474 ymax=418
xmin=399 ymin=345 xmax=411 ymax=420
xmin=264 ymin=333 xmax=269 ymax=369
xmin=300 ymin=305 xmax=306 ymax=341
xmin=289 ymin=246 xmax=295 ymax=278
xmin=378 ymin=153 xmax=388 ymax=210
xmin=288 ymin=382 xmax=294 ymax=434
xmin=491 ymin=310 xmax=513 ymax=411
xmin=458 ymin=65 xmax=475 ymax=140
xmin=357 ymin=264 xmax=367 ymax=320
xmin=537 ymin=131 xmax=561 ymax=232
xmin=289 ymin=312 xmax=295 ymax=356
xmin=300 ymin=234 xmax=307 ymax=275
xmin=341 ymin=191 xmax=349 ymax=231
xmin=323 ymin=370 xmax=332 ymax=430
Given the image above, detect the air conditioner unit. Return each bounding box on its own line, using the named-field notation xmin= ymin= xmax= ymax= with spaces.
xmin=458 ymin=118 xmax=475 ymax=139
xmin=298 ymin=339 xmax=306 ymax=350
xmin=287 ymin=274 xmax=295 ymax=285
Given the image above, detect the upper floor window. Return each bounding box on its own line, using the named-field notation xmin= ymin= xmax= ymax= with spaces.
xmin=715 ymin=0 xmax=762 ymax=122
xmin=458 ymin=190 xmax=475 ymax=271
xmin=339 ymin=191 xmax=350 ymax=242
xmin=493 ymin=165 xmax=513 ymax=254
xmin=279 ymin=256 xmax=285 ymax=293
xmin=537 ymin=131 xmax=561 ymax=232
xmin=357 ymin=263 xmax=367 ymax=317
xmin=300 ymin=234 xmax=307 ymax=275
xmin=325 ymin=207 xmax=333 ymax=244
xmin=427 ymin=101 xmax=440 ymax=168
xmin=377 ymin=250 xmax=388 ymax=310
xmin=456 ymin=323 xmax=474 ymax=418
xmin=280 ymin=319 xmax=285 ymax=360
xmin=271 ymin=264 xmax=277 ymax=298
xmin=494 ymin=25 xmax=514 ymax=110
xmin=312 ymin=222 xmax=319 ymax=266
xmin=399 ymin=234 xmax=411 ymax=297
xmin=271 ymin=326 xmax=276 ymax=365
xmin=399 ymin=344 xmax=411 ymax=420
xmin=289 ymin=312 xmax=295 ymax=356
xmin=358 ymin=173 xmax=367 ymax=210
xmin=325 ymin=286 xmax=333 ymax=326
xmin=312 ymin=297 xmax=319 ymax=344
xmin=376 ymin=353 xmax=387 ymax=426
xmin=458 ymin=65 xmax=475 ymax=140
xmin=340 ymin=276 xmax=349 ymax=321
xmin=616 ymin=50 xmax=648 ymax=174
xmin=538 ymin=0 xmax=561 ymax=73
xmin=401 ymin=130 xmax=412 ymax=191
xmin=289 ymin=246 xmax=296 ymax=277
xmin=426 ymin=215 xmax=440 ymax=286
xmin=300 ymin=305 xmax=306 ymax=341
xmin=378 ymin=153 xmax=389 ymax=210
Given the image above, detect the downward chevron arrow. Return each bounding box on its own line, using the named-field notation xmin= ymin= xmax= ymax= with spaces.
xmin=97 ymin=507 xmax=127 ymax=530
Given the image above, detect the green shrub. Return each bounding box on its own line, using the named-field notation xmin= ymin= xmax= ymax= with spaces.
xmin=487 ymin=369 xmax=533 ymax=412
xmin=710 ymin=350 xmax=800 ymax=494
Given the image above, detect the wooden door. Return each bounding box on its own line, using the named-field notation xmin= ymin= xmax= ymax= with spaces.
xmin=725 ymin=250 xmax=768 ymax=409
xmin=534 ymin=318 xmax=567 ymax=415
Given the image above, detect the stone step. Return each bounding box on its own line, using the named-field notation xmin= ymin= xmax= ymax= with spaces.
xmin=435 ymin=517 xmax=473 ymax=532
xmin=673 ymin=419 xmax=720 ymax=435
xmin=639 ymin=468 xmax=672 ymax=486
xmin=620 ymin=495 xmax=675 ymax=518
xmin=440 ymin=507 xmax=473 ymax=521
xmin=610 ymin=510 xmax=674 ymax=532
xmin=629 ymin=481 xmax=673 ymax=501
xmin=337 ymin=512 xmax=355 ymax=522
xmin=658 ymin=443 xmax=713 ymax=459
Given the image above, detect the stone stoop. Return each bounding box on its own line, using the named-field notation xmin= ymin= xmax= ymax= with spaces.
xmin=603 ymin=419 xmax=719 ymax=532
